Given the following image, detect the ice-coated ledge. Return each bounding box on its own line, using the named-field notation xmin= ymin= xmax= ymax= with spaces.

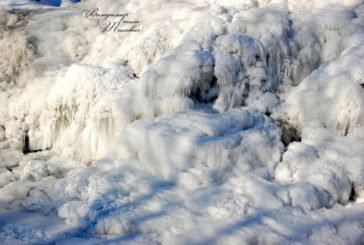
xmin=0 ymin=0 xmax=364 ymax=244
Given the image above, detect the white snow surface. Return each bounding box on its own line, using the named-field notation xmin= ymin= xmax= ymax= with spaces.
xmin=0 ymin=0 xmax=364 ymax=244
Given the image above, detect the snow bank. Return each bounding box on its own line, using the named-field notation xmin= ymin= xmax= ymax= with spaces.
xmin=0 ymin=0 xmax=364 ymax=244
xmin=116 ymin=109 xmax=283 ymax=179
xmin=283 ymin=33 xmax=364 ymax=136
xmin=2 ymin=0 xmax=352 ymax=161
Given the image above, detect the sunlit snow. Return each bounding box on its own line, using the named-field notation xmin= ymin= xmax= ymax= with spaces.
xmin=0 ymin=0 xmax=364 ymax=244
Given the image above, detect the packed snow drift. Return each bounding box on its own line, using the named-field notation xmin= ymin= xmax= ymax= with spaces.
xmin=0 ymin=0 xmax=364 ymax=244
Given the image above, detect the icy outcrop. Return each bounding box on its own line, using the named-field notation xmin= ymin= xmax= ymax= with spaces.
xmin=0 ymin=0 xmax=334 ymax=160
xmin=0 ymin=17 xmax=36 ymax=88
xmin=0 ymin=0 xmax=364 ymax=244
xmin=44 ymin=62 xmax=135 ymax=159
xmin=283 ymin=34 xmax=364 ymax=136
xmin=116 ymin=109 xmax=283 ymax=179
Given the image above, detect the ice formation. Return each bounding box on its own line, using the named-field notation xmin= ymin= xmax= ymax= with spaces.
xmin=0 ymin=0 xmax=364 ymax=244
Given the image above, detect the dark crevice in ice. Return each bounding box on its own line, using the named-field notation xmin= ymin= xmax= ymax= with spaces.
xmin=190 ymin=75 xmax=219 ymax=104
xmin=23 ymin=132 xmax=49 ymax=154
xmin=277 ymin=121 xmax=301 ymax=147
xmin=349 ymin=184 xmax=357 ymax=202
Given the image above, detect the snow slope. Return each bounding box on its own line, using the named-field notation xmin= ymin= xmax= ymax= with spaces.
xmin=0 ymin=0 xmax=364 ymax=244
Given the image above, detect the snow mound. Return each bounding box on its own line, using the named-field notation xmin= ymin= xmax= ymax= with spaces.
xmin=283 ymin=33 xmax=364 ymax=136
xmin=116 ymin=109 xmax=283 ymax=179
xmin=0 ymin=0 xmax=364 ymax=244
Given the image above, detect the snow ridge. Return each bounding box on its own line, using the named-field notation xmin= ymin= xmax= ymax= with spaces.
xmin=0 ymin=0 xmax=364 ymax=244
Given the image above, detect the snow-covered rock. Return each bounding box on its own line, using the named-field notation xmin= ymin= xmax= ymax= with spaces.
xmin=0 ymin=0 xmax=364 ymax=244
xmin=116 ymin=109 xmax=283 ymax=179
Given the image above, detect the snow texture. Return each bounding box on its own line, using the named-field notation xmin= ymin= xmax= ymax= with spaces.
xmin=0 ymin=0 xmax=364 ymax=244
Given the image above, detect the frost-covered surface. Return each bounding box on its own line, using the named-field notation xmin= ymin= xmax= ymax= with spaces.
xmin=0 ymin=0 xmax=364 ymax=244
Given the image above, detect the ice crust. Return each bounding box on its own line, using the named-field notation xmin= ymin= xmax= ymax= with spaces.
xmin=0 ymin=0 xmax=364 ymax=244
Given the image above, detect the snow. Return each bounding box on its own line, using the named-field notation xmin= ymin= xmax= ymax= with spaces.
xmin=0 ymin=0 xmax=364 ymax=244
xmin=115 ymin=109 xmax=283 ymax=179
xmin=282 ymin=35 xmax=364 ymax=136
